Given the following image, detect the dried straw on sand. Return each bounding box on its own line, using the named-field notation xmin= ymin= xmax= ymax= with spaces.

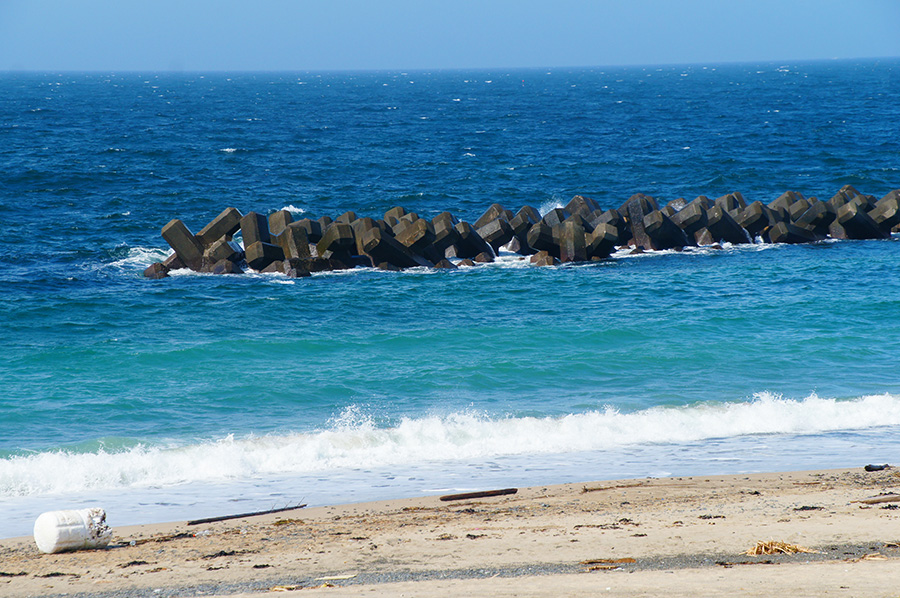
xmin=744 ymin=540 xmax=819 ymax=555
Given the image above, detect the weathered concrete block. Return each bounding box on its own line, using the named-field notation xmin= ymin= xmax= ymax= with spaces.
xmin=474 ymin=251 xmax=494 ymax=263
xmin=245 ymin=241 xmax=285 ymax=270
xmin=692 ymin=196 xmax=713 ymax=210
xmin=317 ymin=223 xmax=357 ymax=257
xmin=362 ymin=227 xmax=423 ymax=269
xmin=433 ymin=258 xmax=457 ymax=269
xmin=706 ymin=206 xmax=750 ymax=244
xmin=564 ymin=195 xmax=600 ymax=219
xmin=736 ymin=201 xmax=775 ymax=238
xmin=563 ymin=213 xmax=594 ymax=233
xmin=390 ymin=213 xmax=420 ymax=238
xmin=541 ymin=208 xmax=570 ymax=228
xmin=587 ymin=223 xmax=617 ymax=259
xmin=477 ymin=218 xmax=514 ymax=253
xmin=284 ymin=258 xmax=312 ymax=278
xmin=335 ymin=210 xmax=357 ymax=224
xmin=694 ymin=228 xmax=715 ymax=245
xmin=526 ymin=221 xmax=559 ymax=257
xmin=794 ymin=199 xmax=836 ymax=237
xmin=431 ymin=211 xmax=459 ymax=229
xmin=643 ymin=210 xmax=689 ymax=249
xmin=827 ymin=191 xmax=850 ymax=212
xmin=589 ymin=209 xmax=628 ymax=244
xmin=555 ymin=220 xmax=587 ymax=262
xmin=289 ymin=257 xmax=336 ymax=272
xmin=714 ymin=193 xmax=747 ymax=217
xmin=619 ymin=193 xmax=658 ymax=219
xmin=849 ymin=194 xmax=877 ymax=213
xmin=870 ymin=197 xmax=900 ymax=232
xmin=161 ymin=219 xmax=204 ymax=270
xmin=836 ymin=184 xmax=862 ymax=203
xmin=143 ymin=262 xmax=169 ymax=279
xmin=211 ymin=259 xmax=243 ymax=275
xmin=828 ymin=221 xmax=849 ymax=240
xmin=268 ymin=210 xmax=293 ymax=237
xmin=376 ymin=261 xmax=402 ymax=271
xmin=260 ymin=260 xmax=285 ymax=274
xmin=384 ymin=206 xmax=408 ymax=222
xmin=515 ymin=205 xmax=542 ymax=224
xmin=622 ymin=194 xmax=659 ymax=250
xmin=837 ymin=201 xmax=889 ymax=240
xmin=454 ymin=221 xmax=495 ymax=259
xmin=765 ymin=222 xmax=818 ymax=244
xmin=163 ymin=253 xmax=185 ymax=270
xmin=664 ymin=197 xmax=687 ymax=214
xmin=769 ymin=191 xmax=804 ymax=222
xmin=876 ymin=189 xmax=900 ymax=210
xmin=350 ymin=218 xmax=378 ymax=256
xmin=292 ymin=218 xmax=323 ymax=243
xmin=508 ymin=209 xmax=536 ymax=236
xmin=196 ymin=207 xmax=243 ymax=248
xmin=507 ymin=208 xmax=539 ymax=255
xmin=787 ymin=198 xmax=812 ymax=222
xmin=317 ymin=215 xmax=333 ymax=230
xmin=474 ymin=203 xmax=507 ymax=230
xmin=505 ymin=237 xmax=529 ymax=254
xmin=430 ymin=213 xmax=461 ymax=258
xmin=670 ymin=198 xmax=708 ymax=238
xmin=334 ymin=256 xmax=357 ymax=269
xmin=395 ymin=218 xmax=435 ymax=255
xmin=278 ymin=222 xmax=313 ymax=259
xmin=529 ymin=251 xmax=559 ymax=267
xmin=240 ymin=212 xmax=272 ymax=247
xmin=204 ymin=238 xmax=243 ymax=266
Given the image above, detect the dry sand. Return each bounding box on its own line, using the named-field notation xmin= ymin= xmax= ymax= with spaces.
xmin=2 ymin=467 xmax=900 ymax=597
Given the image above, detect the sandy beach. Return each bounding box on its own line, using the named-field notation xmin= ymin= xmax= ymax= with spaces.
xmin=2 ymin=467 xmax=899 ymax=597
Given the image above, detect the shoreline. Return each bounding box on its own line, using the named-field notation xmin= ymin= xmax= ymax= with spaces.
xmin=2 ymin=466 xmax=899 ymax=597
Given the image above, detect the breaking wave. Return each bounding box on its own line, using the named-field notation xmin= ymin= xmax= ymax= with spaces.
xmin=3 ymin=392 xmax=899 ymax=498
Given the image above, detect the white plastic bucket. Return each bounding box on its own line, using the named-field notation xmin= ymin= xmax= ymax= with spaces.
xmin=33 ymin=508 xmax=112 ymax=554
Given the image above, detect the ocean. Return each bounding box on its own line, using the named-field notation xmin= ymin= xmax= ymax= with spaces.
xmin=2 ymin=60 xmax=899 ymax=539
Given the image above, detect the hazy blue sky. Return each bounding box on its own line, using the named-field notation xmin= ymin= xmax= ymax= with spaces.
xmin=2 ymin=0 xmax=899 ymax=71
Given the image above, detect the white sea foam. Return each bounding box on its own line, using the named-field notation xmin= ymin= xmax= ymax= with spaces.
xmin=3 ymin=393 xmax=899 ymax=499
xmin=538 ymin=198 xmax=566 ymax=216
xmin=281 ymin=204 xmax=307 ymax=215
xmin=110 ymin=246 xmax=170 ymax=269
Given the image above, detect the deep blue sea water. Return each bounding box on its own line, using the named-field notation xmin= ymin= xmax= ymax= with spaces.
xmin=2 ymin=60 xmax=900 ymax=538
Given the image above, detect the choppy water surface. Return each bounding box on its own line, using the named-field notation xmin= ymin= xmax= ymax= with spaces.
xmin=2 ymin=60 xmax=899 ymax=537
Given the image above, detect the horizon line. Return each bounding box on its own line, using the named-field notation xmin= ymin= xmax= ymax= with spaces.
xmin=2 ymin=55 xmax=897 ymax=76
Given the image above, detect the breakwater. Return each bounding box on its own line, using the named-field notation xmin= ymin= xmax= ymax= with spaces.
xmin=145 ymin=184 xmax=899 ymax=279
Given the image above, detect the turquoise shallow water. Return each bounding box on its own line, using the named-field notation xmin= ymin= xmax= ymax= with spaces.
xmin=2 ymin=61 xmax=900 ymax=538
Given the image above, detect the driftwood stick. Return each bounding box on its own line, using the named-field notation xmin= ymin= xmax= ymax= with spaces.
xmin=853 ymin=494 xmax=900 ymax=505
xmin=439 ymin=488 xmax=518 ymax=502
xmin=187 ymin=504 xmax=307 ymax=526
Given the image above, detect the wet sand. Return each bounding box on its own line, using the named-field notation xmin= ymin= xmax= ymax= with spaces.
xmin=2 ymin=467 xmax=899 ymax=597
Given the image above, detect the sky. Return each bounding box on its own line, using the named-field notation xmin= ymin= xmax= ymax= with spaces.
xmin=1 ymin=0 xmax=899 ymax=72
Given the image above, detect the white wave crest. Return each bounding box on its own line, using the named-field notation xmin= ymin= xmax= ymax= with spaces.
xmin=3 ymin=393 xmax=899 ymax=498
xmin=538 ymin=198 xmax=566 ymax=216
xmin=110 ymin=246 xmax=170 ymax=269
xmin=281 ymin=204 xmax=306 ymax=215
